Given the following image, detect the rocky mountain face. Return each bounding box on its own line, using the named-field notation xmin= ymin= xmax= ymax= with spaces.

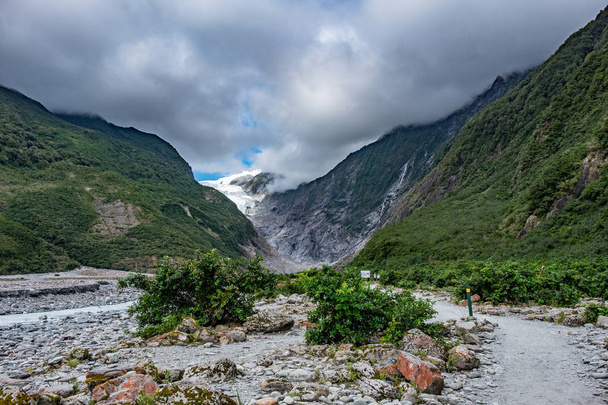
xmin=354 ymin=6 xmax=608 ymax=271
xmin=248 ymin=73 xmax=527 ymax=264
xmin=0 ymin=86 xmax=286 ymax=274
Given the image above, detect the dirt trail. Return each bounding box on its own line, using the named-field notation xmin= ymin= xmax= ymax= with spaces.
xmin=433 ymin=300 xmax=605 ymax=405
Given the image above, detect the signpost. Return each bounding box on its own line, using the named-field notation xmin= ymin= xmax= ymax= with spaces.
xmin=360 ymin=270 xmax=370 ymax=279
xmin=466 ymin=285 xmax=473 ymax=317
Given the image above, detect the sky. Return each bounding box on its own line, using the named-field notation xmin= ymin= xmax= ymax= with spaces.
xmin=0 ymin=1 xmax=606 ymax=190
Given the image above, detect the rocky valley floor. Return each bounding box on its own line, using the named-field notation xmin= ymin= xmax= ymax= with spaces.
xmin=0 ymin=270 xmax=607 ymax=405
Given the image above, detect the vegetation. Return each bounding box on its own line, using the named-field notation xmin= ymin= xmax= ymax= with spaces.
xmin=118 ymin=250 xmax=277 ymax=338
xmin=0 ymin=86 xmax=258 ymax=274
xmin=353 ymin=7 xmax=608 ymax=305
xmin=301 ymin=266 xmax=438 ymax=345
xmin=582 ymin=302 xmax=608 ymax=324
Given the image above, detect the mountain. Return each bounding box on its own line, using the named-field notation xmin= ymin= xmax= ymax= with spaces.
xmin=0 ymin=86 xmax=280 ymax=274
xmin=353 ymin=6 xmax=608 ymax=273
xmin=248 ymin=72 xmax=527 ymax=264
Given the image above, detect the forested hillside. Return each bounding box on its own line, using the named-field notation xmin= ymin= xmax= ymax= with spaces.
xmin=0 ymin=86 xmax=267 ymax=274
xmin=353 ymin=7 xmax=608 ymax=303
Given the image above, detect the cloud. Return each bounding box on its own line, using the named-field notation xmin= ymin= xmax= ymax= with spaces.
xmin=0 ymin=0 xmax=605 ymax=189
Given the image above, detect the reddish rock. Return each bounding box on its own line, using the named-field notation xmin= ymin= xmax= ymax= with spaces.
xmin=339 ymin=343 xmax=353 ymax=351
xmin=395 ymin=351 xmax=444 ymax=394
xmin=85 ymin=365 xmax=144 ymax=389
xmin=92 ymin=374 xmax=157 ymax=404
xmin=471 ymin=294 xmax=481 ymax=302
xmin=300 ymin=321 xmax=316 ymax=329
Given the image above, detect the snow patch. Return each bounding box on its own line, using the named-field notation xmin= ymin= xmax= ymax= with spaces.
xmin=200 ymin=170 xmax=263 ymax=214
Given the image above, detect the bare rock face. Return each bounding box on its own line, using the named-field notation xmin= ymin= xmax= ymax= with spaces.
xmin=244 ymin=310 xmax=294 ymax=333
xmin=92 ymin=198 xmax=142 ymax=237
xmin=395 ymin=351 xmax=444 ymax=395
xmin=447 ymin=346 xmax=480 ymax=370
xmin=400 ymin=328 xmax=447 ymax=360
xmin=247 ymin=73 xmax=526 ymax=265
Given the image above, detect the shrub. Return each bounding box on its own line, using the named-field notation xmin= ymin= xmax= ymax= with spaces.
xmin=302 ymin=266 xmax=437 ymax=346
xmin=119 ymin=249 xmax=277 ymax=338
xmin=582 ymin=303 xmax=608 ymax=324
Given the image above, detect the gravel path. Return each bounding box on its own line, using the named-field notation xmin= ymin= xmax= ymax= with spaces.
xmin=487 ymin=316 xmax=604 ymax=404
xmin=432 ymin=299 xmax=607 ymax=404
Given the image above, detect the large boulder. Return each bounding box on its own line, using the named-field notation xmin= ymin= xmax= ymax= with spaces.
xmin=400 ymin=329 xmax=447 ymax=360
xmin=447 ymin=346 xmax=480 ymax=370
xmin=395 ymin=351 xmax=444 ymax=395
xmin=596 ymin=315 xmax=608 ymax=329
xmin=244 ymin=310 xmax=295 ymax=333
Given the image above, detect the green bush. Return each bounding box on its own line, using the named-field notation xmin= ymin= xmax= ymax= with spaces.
xmin=582 ymin=303 xmax=608 ymax=324
xmin=302 ymin=266 xmax=437 ymax=346
xmin=118 ymin=250 xmax=277 ymax=338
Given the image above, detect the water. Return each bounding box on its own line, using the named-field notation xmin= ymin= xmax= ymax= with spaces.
xmin=0 ymin=301 xmax=134 ymax=326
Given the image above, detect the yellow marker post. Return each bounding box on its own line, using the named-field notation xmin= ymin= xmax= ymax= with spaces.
xmin=466 ymin=286 xmax=473 ymax=317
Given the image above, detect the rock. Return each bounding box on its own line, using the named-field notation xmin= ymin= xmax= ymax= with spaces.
xmin=358 ymin=377 xmax=398 ymax=400
xmin=176 ymin=317 xmax=200 ymax=334
xmin=244 ymin=310 xmax=295 ymax=333
xmin=401 ymin=329 xmax=447 ymax=359
xmin=257 ymin=357 xmax=273 ymax=367
xmin=260 ymin=379 xmax=293 ymax=393
xmin=395 ymin=351 xmax=444 ymax=395
xmin=0 ymin=375 xmax=29 ymax=387
xmin=155 ymin=385 xmax=237 ymax=404
xmin=220 ymin=330 xmax=247 ymax=344
xmin=375 ymin=364 xmax=402 ymax=381
xmin=7 ymin=370 xmax=30 ymax=379
xmin=69 ymin=347 xmax=90 ymax=361
xmin=352 ymin=361 xmax=375 ymax=379
xmin=255 ymin=398 xmax=279 ymax=405
xmin=39 ymin=383 xmax=75 ymax=398
xmin=454 ymin=321 xmax=477 ymax=335
xmin=0 ymin=387 xmax=35 ymax=404
xmin=592 ymin=373 xmax=608 ymax=379
xmin=397 ymin=382 xmax=418 ymax=403
xmin=463 ymin=333 xmax=481 ymax=345
xmin=287 ymin=369 xmax=316 ymax=382
xmin=91 ymin=374 xmax=157 ymax=403
xmin=85 ymin=365 xmax=144 ymax=389
xmin=195 ymin=329 xmax=220 ymax=344
xmin=210 ymin=358 xmax=239 ymax=379
xmin=563 ymin=316 xmax=585 ymax=327
xmin=362 ymin=344 xmax=399 ymax=366
xmin=471 ymin=294 xmax=481 ymax=302
xmin=596 ymin=316 xmax=608 ymax=329
xmin=447 ymin=346 xmax=480 ymax=370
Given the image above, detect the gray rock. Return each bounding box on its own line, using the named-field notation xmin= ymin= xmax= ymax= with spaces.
xmin=596 ymin=316 xmax=608 ymax=329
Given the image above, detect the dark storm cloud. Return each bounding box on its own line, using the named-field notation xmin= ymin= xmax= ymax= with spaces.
xmin=0 ymin=0 xmax=605 ymax=189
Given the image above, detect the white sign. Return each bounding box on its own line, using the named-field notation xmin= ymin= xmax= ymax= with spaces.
xmin=361 ymin=270 xmax=370 ymax=279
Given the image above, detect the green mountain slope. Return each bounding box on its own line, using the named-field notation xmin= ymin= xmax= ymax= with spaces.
xmin=0 ymin=86 xmax=262 ymax=274
xmin=354 ymin=7 xmax=608 ymax=278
